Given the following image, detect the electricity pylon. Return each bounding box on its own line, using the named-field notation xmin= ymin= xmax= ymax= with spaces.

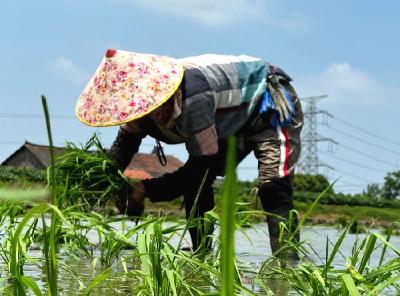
xmin=298 ymin=95 xmax=335 ymax=175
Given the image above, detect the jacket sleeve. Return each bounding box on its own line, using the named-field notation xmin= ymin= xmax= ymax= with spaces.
xmin=175 ymin=67 xmax=218 ymax=157
xmin=108 ymin=127 xmax=146 ymax=171
xmin=142 ymin=154 xmax=216 ymax=202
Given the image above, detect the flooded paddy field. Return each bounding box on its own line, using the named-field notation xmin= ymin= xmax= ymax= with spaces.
xmin=1 ymin=221 xmax=399 ymax=295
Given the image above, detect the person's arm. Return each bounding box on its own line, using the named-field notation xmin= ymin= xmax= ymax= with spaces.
xmin=109 ymin=125 xmax=146 ymax=216
xmin=116 ymin=153 xmax=215 ymax=217
xmin=141 ymin=123 xmax=219 ymax=201
xmin=108 ymin=126 xmax=145 ymax=171
xmin=142 ymin=154 xmax=215 ymax=202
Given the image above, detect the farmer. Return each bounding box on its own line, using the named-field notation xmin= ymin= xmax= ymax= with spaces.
xmin=75 ymin=49 xmax=303 ymax=256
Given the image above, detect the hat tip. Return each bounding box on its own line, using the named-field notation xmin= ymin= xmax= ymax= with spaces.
xmin=105 ymin=48 xmax=117 ymax=58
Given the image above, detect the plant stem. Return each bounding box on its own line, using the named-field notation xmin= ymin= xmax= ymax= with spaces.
xmin=41 ymin=95 xmax=58 ymax=295
xmin=220 ymin=136 xmax=238 ymax=296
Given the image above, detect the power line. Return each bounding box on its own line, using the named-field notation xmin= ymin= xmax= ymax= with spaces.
xmin=334 ymin=185 xmax=366 ymax=189
xmin=330 ymin=167 xmax=375 ymax=184
xmin=326 ymin=125 xmax=400 ymax=156
xmin=334 ymin=187 xmax=366 ymax=192
xmin=335 ymin=179 xmax=370 ymax=187
xmin=319 ymin=150 xmax=387 ymax=173
xmin=330 ymin=114 xmax=400 ymax=147
xmin=328 ymin=176 xmax=370 ymax=191
xmin=0 ymin=113 xmax=75 ymax=119
xmin=334 ymin=141 xmax=399 ymax=168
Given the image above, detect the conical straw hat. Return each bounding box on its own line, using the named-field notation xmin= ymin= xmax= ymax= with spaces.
xmin=76 ymin=49 xmax=184 ymax=126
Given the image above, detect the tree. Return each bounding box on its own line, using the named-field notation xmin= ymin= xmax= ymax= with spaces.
xmin=382 ymin=171 xmax=400 ymax=200
xmin=362 ymin=183 xmax=382 ymax=199
xmin=293 ymin=174 xmax=333 ymax=193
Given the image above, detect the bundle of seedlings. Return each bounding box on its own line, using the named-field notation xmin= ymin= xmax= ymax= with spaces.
xmin=51 ymin=134 xmax=132 ymax=212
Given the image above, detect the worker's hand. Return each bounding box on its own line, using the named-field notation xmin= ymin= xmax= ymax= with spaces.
xmin=116 ymin=181 xmax=145 ymax=217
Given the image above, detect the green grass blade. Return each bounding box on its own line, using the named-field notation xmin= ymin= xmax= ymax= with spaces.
xmin=374 ymin=233 xmax=400 ymax=256
xmin=342 ymin=274 xmax=361 ymax=296
xmin=41 ymin=95 xmax=58 ymax=295
xmin=323 ymin=225 xmax=350 ymax=276
xmin=358 ymin=234 xmax=377 ymax=274
xmin=351 ymin=236 xmax=367 ymax=267
xmin=369 ymin=275 xmax=400 ymax=295
xmin=82 ymin=270 xmax=110 ymax=296
xmin=378 ymin=225 xmax=393 ymax=266
xmin=220 ymin=136 xmax=238 ymax=296
xmin=41 ymin=95 xmax=56 ymax=204
xmin=166 ymin=270 xmax=178 ymax=296
xmin=10 ymin=205 xmax=44 ymax=295
xmin=19 ymin=276 xmax=44 ymax=296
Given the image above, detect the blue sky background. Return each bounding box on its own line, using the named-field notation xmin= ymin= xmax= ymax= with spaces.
xmin=1 ymin=0 xmax=399 ymax=193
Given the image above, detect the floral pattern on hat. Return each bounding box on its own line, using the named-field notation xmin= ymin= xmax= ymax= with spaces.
xmin=76 ymin=49 xmax=184 ymax=126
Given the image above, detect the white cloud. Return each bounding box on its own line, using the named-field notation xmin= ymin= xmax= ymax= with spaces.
xmin=52 ymin=57 xmax=88 ymax=84
xmin=295 ymin=62 xmax=389 ymax=107
xmin=322 ymin=62 xmax=380 ymax=97
xmin=111 ymin=0 xmax=311 ymax=30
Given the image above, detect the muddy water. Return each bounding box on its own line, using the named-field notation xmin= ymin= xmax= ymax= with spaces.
xmin=1 ymin=223 xmax=399 ymax=295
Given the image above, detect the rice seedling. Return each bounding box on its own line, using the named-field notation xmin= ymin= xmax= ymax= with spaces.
xmin=258 ymin=221 xmax=400 ymax=295
xmin=9 ymin=206 xmax=44 ymax=295
xmin=41 ymin=95 xmax=60 ymax=296
xmin=1 ymin=171 xmax=399 ymax=295
xmin=52 ymin=134 xmax=131 ymax=211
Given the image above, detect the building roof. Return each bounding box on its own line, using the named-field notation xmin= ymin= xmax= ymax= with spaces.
xmin=124 ymin=169 xmax=153 ymax=180
xmin=124 ymin=153 xmax=183 ymax=178
xmin=1 ymin=141 xmax=65 ymax=168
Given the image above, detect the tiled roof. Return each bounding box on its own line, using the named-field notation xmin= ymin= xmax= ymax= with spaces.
xmin=1 ymin=141 xmax=65 ymax=168
xmin=125 ymin=153 xmax=183 ymax=178
xmin=124 ymin=169 xmax=153 ymax=180
xmin=25 ymin=142 xmax=65 ymax=166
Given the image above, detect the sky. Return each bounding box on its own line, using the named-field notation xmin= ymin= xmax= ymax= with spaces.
xmin=1 ymin=0 xmax=399 ymax=193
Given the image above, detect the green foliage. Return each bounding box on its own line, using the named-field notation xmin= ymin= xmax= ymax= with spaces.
xmin=293 ymin=191 xmax=400 ymax=209
xmin=382 ymin=170 xmax=400 ymax=200
xmin=213 ymin=179 xmax=257 ymax=196
xmin=363 ymin=170 xmax=400 ymax=201
xmin=362 ymin=183 xmax=383 ymax=199
xmin=0 ymin=166 xmax=45 ymax=184
xmin=215 ymin=179 xmax=400 ymax=213
xmin=293 ymin=174 xmax=334 ymax=194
